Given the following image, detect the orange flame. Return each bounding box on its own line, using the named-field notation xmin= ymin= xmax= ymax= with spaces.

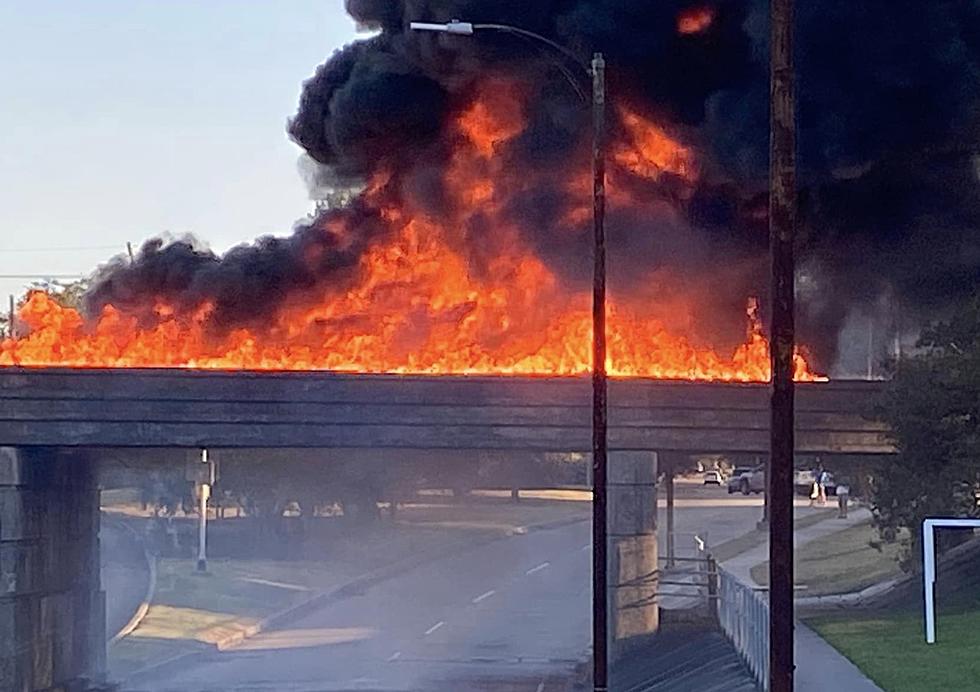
xmin=678 ymin=7 xmax=715 ymax=34
xmin=0 ymin=90 xmax=823 ymax=382
xmin=614 ymin=106 xmax=697 ymax=182
xmin=0 ymin=279 xmax=820 ymax=381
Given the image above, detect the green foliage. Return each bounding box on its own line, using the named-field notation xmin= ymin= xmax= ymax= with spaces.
xmin=30 ymin=278 xmax=89 ymax=310
xmin=810 ymin=602 xmax=980 ymax=692
xmin=872 ymin=294 xmax=980 ymax=568
xmin=1 ymin=279 xmax=90 ymax=337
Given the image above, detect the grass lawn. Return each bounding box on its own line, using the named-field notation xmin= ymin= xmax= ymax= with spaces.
xmin=152 ymin=557 xmax=336 ymax=618
xmin=710 ymin=508 xmax=837 ymax=562
xmin=751 ymin=520 xmax=906 ymax=595
xmin=808 ymin=586 xmax=980 ymax=692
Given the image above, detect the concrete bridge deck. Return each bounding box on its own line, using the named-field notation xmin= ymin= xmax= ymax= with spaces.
xmin=0 ymin=368 xmax=893 ymax=454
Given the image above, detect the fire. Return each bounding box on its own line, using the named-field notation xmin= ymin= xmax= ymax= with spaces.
xmin=614 ymin=107 xmax=697 ymax=183
xmin=0 ymin=93 xmax=823 ymax=382
xmin=455 ymin=81 xmax=526 ymax=159
xmin=1 ymin=280 xmax=820 ymax=381
xmin=677 ymin=7 xmax=715 ymax=34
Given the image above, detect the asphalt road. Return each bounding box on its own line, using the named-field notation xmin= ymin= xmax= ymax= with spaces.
xmin=127 ymin=519 xmax=591 ymax=692
xmin=101 ymin=517 xmax=150 ymax=641
xmin=116 ymin=482 xmax=806 ymax=692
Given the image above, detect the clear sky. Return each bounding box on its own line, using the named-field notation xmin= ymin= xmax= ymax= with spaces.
xmin=0 ymin=1 xmax=360 ymax=301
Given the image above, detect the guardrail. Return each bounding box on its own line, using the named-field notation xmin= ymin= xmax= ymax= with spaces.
xmin=716 ymin=566 xmax=769 ymax=690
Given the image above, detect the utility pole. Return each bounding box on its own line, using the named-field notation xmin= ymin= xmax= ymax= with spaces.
xmin=590 ymin=51 xmax=609 ymax=692
xmin=665 ymin=457 xmax=676 ymax=568
xmin=866 ymin=316 xmax=875 ymax=379
xmin=7 ymin=295 xmax=13 ymax=339
xmin=768 ymin=0 xmax=796 ymax=689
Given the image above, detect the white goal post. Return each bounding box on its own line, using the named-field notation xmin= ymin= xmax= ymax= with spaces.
xmin=922 ymin=517 xmax=980 ymax=644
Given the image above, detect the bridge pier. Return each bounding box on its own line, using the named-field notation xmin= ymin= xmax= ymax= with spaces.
xmin=608 ymin=451 xmax=659 ymax=660
xmin=0 ymin=447 xmax=104 ymax=692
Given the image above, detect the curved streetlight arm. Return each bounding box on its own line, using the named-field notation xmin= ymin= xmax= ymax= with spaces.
xmin=409 ymin=19 xmax=608 ymax=691
xmin=470 ymin=23 xmax=590 ymax=75
xmin=410 ymin=20 xmax=590 ymax=101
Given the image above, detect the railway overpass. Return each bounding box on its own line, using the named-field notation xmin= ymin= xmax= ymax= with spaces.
xmin=0 ymin=368 xmax=891 ymax=452
xmin=0 ymin=368 xmax=894 ymax=691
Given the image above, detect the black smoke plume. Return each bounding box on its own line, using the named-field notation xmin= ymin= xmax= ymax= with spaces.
xmin=87 ymin=0 xmax=980 ymax=372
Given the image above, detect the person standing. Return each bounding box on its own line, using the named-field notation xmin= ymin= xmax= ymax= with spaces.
xmin=810 ymin=467 xmax=823 ymax=507
xmin=818 ymin=467 xmax=830 ymax=505
xmin=836 ymin=480 xmax=850 ymax=518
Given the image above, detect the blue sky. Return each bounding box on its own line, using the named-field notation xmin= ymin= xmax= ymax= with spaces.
xmin=0 ymin=1 xmax=360 ymax=299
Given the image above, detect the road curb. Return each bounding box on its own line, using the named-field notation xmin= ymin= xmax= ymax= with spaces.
xmin=106 ymin=517 xmax=157 ymax=644
xmin=120 ymin=511 xmax=588 ymax=685
xmin=797 ymin=534 xmax=980 ymax=611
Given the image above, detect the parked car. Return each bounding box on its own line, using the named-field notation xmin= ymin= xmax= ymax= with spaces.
xmin=703 ymin=470 xmax=722 ymax=485
xmin=727 ymin=465 xmax=766 ymax=495
xmin=795 ymin=469 xmax=837 ymax=497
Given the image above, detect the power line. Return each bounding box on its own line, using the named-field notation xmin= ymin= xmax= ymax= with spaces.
xmin=0 ymin=274 xmax=86 ymax=279
xmin=0 ymin=245 xmax=122 ymax=253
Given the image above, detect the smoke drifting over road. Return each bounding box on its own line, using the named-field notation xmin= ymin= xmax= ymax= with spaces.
xmin=87 ymin=0 xmax=980 ymax=372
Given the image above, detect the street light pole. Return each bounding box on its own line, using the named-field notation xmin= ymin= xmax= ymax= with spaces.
xmin=197 ymin=448 xmax=211 ymax=572
xmin=768 ymin=0 xmax=796 ymax=689
xmin=409 ymin=22 xmax=607 ymax=690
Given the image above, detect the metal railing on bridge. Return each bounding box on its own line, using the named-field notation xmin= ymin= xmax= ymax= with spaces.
xmin=717 ymin=566 xmax=769 ymax=690
xmin=653 ymin=535 xmax=770 ymax=690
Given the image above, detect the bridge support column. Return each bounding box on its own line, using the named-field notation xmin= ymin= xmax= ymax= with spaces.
xmin=0 ymin=447 xmax=104 ymax=692
xmin=608 ymin=451 xmax=658 ymax=661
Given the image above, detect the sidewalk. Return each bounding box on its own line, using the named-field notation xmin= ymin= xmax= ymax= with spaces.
xmin=796 ymin=621 xmax=883 ymax=692
xmin=720 ymin=507 xmax=884 ymax=692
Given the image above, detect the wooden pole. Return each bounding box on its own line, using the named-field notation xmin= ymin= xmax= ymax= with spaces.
xmin=666 ymin=458 xmax=676 ymax=569
xmin=768 ymin=0 xmax=796 ymax=689
xmin=591 ymin=51 xmax=608 ymax=692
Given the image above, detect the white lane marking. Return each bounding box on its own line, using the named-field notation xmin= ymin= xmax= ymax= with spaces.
xmin=472 ymin=589 xmax=496 ymax=604
xmin=424 ymin=621 xmax=445 ymax=636
xmin=536 ymin=682 xmax=546 ymax=692
xmin=581 ymin=544 xmax=591 ymax=551
xmin=526 ymin=561 xmax=550 ymax=575
xmin=238 ymin=577 xmax=310 ymax=592
xmin=387 ymin=651 xmax=401 ymax=662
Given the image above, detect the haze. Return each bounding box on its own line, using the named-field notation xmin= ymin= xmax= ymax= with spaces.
xmin=0 ymin=1 xmax=359 ymax=299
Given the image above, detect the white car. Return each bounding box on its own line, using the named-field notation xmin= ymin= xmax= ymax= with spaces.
xmin=703 ymin=470 xmax=722 ymax=485
xmin=728 ymin=466 xmax=766 ymax=495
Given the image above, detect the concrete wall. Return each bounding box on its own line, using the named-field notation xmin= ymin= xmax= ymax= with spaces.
xmin=0 ymin=447 xmax=104 ymax=692
xmin=609 ymin=451 xmax=659 ymax=660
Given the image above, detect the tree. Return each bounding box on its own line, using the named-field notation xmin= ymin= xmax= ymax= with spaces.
xmin=872 ymin=294 xmax=980 ymax=569
xmin=1 ymin=279 xmax=90 ymax=338
xmin=32 ymin=278 xmax=89 ymax=310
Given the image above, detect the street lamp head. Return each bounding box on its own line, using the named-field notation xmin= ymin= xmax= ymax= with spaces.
xmin=409 ymin=20 xmax=475 ymax=35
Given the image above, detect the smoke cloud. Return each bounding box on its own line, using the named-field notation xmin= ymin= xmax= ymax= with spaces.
xmin=86 ymin=0 xmax=980 ymax=372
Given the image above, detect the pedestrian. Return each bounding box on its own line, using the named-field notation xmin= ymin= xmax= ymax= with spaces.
xmin=818 ymin=468 xmax=831 ymax=505
xmin=808 ymin=466 xmax=821 ymax=507
xmin=837 ymin=480 xmax=850 ymax=518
